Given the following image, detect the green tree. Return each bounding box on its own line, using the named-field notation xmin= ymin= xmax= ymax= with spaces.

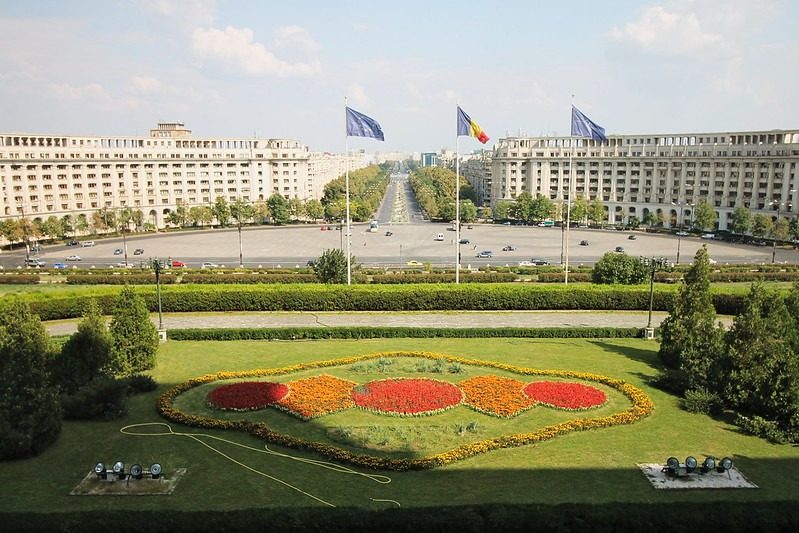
xmin=313 ymin=248 xmax=351 ymax=283
xmin=41 ymin=215 xmax=64 ymax=240
xmin=570 ymin=197 xmax=588 ymax=224
xmin=109 ymin=286 xmax=159 ymax=375
xmin=730 ymin=206 xmax=752 ymax=235
xmin=658 ymin=246 xmax=725 ymax=393
xmin=693 ymin=200 xmax=718 ymax=231
xmin=304 ymin=199 xmax=324 ymax=221
xmin=591 ymin=252 xmax=648 ymax=284
xmin=53 ymin=299 xmax=116 ymax=392
xmin=531 ymin=194 xmax=555 ymax=222
xmin=75 ymin=213 xmax=89 ymax=235
xmin=230 ymin=199 xmax=254 ymax=226
xmin=289 ymin=198 xmax=305 ymax=221
xmin=459 ymin=200 xmax=478 ymax=223
xmin=789 ymin=216 xmax=799 ymax=241
xmin=0 ymin=219 xmax=23 ymax=246
xmin=478 ymin=205 xmax=492 ymax=221
xmin=587 ymin=199 xmax=606 ymax=227
xmin=213 ymin=197 xmax=231 ymax=227
xmin=514 ymin=191 xmax=534 ymax=222
xmin=751 ymin=213 xmax=772 ymax=238
xmin=771 ymin=217 xmax=790 ymax=242
xmin=493 ymin=200 xmax=513 ymax=221
xmin=642 ymin=210 xmax=658 ymax=228
xmin=720 ymin=283 xmax=799 ymax=439
xmin=267 ymin=194 xmax=291 ymax=225
xmin=0 ymin=300 xmax=61 ymax=459
xmin=61 ymin=214 xmax=75 ymax=238
xmin=627 ymin=215 xmax=641 ymax=228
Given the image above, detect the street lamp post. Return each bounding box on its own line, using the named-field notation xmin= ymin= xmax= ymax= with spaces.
xmin=238 ymin=218 xmax=243 ymax=268
xmin=152 ymin=258 xmax=165 ymax=340
xmin=770 ymin=193 xmax=796 ymax=264
xmin=640 ymin=256 xmax=668 ymax=339
xmin=671 ymin=201 xmax=693 ymax=265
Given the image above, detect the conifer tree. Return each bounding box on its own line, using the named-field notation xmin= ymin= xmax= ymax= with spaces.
xmin=54 ymin=299 xmax=116 ymax=391
xmin=109 ymin=286 xmax=159 ymax=375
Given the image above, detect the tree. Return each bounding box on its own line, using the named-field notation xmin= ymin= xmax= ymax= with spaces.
xmin=0 ymin=300 xmax=61 ymax=459
xmin=692 ymin=200 xmax=718 ymax=231
xmin=460 ymin=200 xmax=478 ymax=223
xmin=313 ymin=248 xmax=350 ymax=283
xmin=514 ymin=192 xmax=534 ymax=222
xmin=657 ymin=245 xmax=725 ymax=393
xmin=288 ymin=198 xmax=305 ymax=221
xmin=53 ymin=299 xmax=116 ymax=392
xmin=0 ymin=219 xmax=23 ymax=246
xmin=267 ymin=194 xmax=291 ymax=225
xmin=730 ymin=206 xmax=752 ymax=235
xmin=304 ymin=199 xmax=324 ymax=221
xmin=587 ymin=199 xmax=606 ymax=227
xmin=75 ymin=213 xmax=89 ymax=235
xmin=789 ymin=216 xmax=799 ymax=241
xmin=570 ymin=197 xmax=588 ymax=224
xmin=772 ymin=218 xmax=790 ymax=242
xmin=751 ymin=213 xmax=772 ymax=238
xmin=41 ymin=215 xmax=64 ymax=240
xmin=591 ymin=252 xmax=648 ymax=284
xmin=530 ymin=194 xmax=555 ymax=222
xmin=720 ymin=283 xmax=799 ymax=439
xmin=642 ymin=210 xmax=658 ymax=228
xmin=230 ymin=199 xmax=254 ymax=226
xmin=478 ymin=205 xmax=492 ymax=221
xmin=627 ymin=215 xmax=641 ymax=228
xmin=109 ymin=286 xmax=159 ymax=375
xmin=493 ymin=200 xmax=513 ymax=221
xmin=61 ymin=214 xmax=75 ymax=238
xmin=213 ymin=197 xmax=231 ymax=227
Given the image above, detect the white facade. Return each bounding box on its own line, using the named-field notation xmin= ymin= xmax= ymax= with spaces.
xmin=306 ymin=151 xmax=367 ymax=200
xmin=0 ymin=123 xmax=334 ymax=228
xmin=491 ymin=130 xmax=799 ymax=230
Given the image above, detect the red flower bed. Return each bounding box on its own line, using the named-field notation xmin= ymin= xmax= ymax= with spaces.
xmin=523 ymin=381 xmax=607 ymax=410
xmin=207 ymin=381 xmax=289 ymax=411
xmin=352 ymin=378 xmax=462 ymax=416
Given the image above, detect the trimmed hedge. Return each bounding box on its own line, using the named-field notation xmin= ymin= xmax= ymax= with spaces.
xmin=166 ymin=326 xmax=646 ymax=341
xmin=66 ymin=274 xmax=177 ymax=285
xmin=0 ymin=274 xmax=39 ymax=284
xmin=370 ymin=272 xmax=517 ymax=284
xmin=536 ymin=273 xmax=593 ymax=283
xmin=181 ymin=273 xmax=319 ymax=284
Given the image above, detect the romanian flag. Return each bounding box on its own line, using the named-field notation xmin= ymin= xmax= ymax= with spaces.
xmin=457 ymin=106 xmax=489 ymax=144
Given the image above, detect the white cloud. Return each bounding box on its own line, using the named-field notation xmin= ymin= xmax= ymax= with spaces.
xmin=49 ymin=82 xmax=109 ymax=101
xmin=137 ymin=0 xmax=216 ymax=26
xmin=347 ymin=84 xmax=370 ymax=107
xmin=130 ymin=76 xmax=162 ymax=93
xmin=273 ymin=25 xmax=320 ymax=53
xmin=607 ymin=5 xmax=721 ymax=54
xmin=192 ymin=25 xmax=319 ymax=77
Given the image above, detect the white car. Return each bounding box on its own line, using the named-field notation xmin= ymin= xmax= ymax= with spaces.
xmin=66 ymin=255 xmax=81 ymax=261
xmin=701 ymin=233 xmax=715 ymax=240
xmin=201 ymin=262 xmax=219 ymax=269
xmin=81 ymin=240 xmax=95 ymax=247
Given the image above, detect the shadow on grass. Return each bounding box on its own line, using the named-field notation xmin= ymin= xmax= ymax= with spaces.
xmin=589 ymin=339 xmax=662 ymax=370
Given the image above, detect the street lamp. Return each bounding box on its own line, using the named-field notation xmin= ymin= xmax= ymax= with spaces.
xmin=152 ymin=258 xmax=164 ymax=331
xmin=769 ymin=192 xmax=795 ymax=264
xmin=640 ymin=256 xmax=668 ymax=339
xmin=671 ymin=201 xmax=693 ymax=265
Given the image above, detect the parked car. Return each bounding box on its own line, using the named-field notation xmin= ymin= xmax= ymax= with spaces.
xmin=615 ymin=246 xmax=625 ymax=253
xmin=701 ymin=233 xmax=715 ymax=240
xmin=66 ymin=240 xmax=79 ymax=246
xmin=675 ymin=231 xmax=689 ymax=237
xmin=579 ymin=240 xmax=589 ymax=246
xmin=459 ymin=238 xmax=470 ymax=245
xmin=170 ymin=260 xmax=186 ymax=267
xmin=529 ymin=258 xmax=550 ymax=266
xmin=201 ymin=262 xmax=219 ymax=269
xmin=502 ymin=221 xmax=511 ymax=225
xmin=25 ymin=258 xmax=46 ymax=267
xmin=476 ymin=250 xmax=493 ymax=258
xmin=133 ymin=248 xmax=144 ymax=255
xmin=81 ymin=240 xmax=95 ymax=247
xmin=502 ymin=245 xmax=516 ymax=251
xmin=752 ymin=240 xmax=767 ymax=246
xmin=66 ymin=255 xmax=81 ymax=261
xmin=406 ymin=260 xmax=422 ymax=266
xmin=52 ymin=262 xmax=68 ymax=269
xmin=114 ymin=248 xmax=123 ymax=255
xmin=628 ymin=234 xmax=637 ymax=240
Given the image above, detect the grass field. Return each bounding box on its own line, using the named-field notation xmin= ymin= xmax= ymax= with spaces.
xmin=1 ymin=337 xmax=798 ymax=512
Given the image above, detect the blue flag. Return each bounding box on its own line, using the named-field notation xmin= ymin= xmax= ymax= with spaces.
xmin=571 ymin=106 xmax=607 ymax=141
xmin=346 ymin=106 xmax=384 ymax=141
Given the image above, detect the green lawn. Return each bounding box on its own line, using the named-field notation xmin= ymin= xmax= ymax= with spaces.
xmin=1 ymin=337 xmax=797 ymax=512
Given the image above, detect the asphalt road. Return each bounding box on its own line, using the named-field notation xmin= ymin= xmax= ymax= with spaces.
xmin=4 ymin=173 xmax=797 ymax=269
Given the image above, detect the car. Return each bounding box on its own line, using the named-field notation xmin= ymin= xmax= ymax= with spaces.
xmin=52 ymin=262 xmax=68 ymax=269
xmin=133 ymin=248 xmax=144 ymax=255
xmin=201 ymin=262 xmax=219 ymax=269
xmin=615 ymin=246 xmax=625 ymax=253
xmin=81 ymin=240 xmax=95 ymax=247
xmin=66 ymin=255 xmax=81 ymax=261
xmin=752 ymin=240 xmax=767 ymax=246
xmin=406 ymin=260 xmax=422 ymax=266
xmin=435 ymin=233 xmax=445 ymax=241
xmin=701 ymin=233 xmax=715 ymax=240
xmin=170 ymin=260 xmax=186 ymax=267
xmin=628 ymin=234 xmax=637 ymax=240
xmin=502 ymin=245 xmax=516 ymax=251
xmin=675 ymin=231 xmax=689 ymax=237
xmin=579 ymin=240 xmax=589 ymax=246
xmin=529 ymin=258 xmax=550 ymax=266
xmin=25 ymin=258 xmax=46 ymax=267
xmin=476 ymin=250 xmax=493 ymax=258
xmin=114 ymin=248 xmax=123 ymax=255
xmin=66 ymin=240 xmax=79 ymax=246
xmin=502 ymin=221 xmax=511 ymax=225
xmin=459 ymin=238 xmax=470 ymax=245
xmin=385 ymin=231 xmax=393 ymax=236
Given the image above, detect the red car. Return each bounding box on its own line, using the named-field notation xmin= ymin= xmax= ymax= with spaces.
xmin=170 ymin=260 xmax=186 ymax=267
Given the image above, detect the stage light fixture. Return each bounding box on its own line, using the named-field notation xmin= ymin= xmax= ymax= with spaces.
xmin=130 ymin=463 xmax=143 ymax=480
xmin=94 ymin=462 xmax=107 ymax=480
xmin=685 ymin=456 xmax=697 ymax=473
xmin=719 ymin=457 xmax=733 ymax=472
xmin=701 ymin=457 xmax=716 ymax=473
xmin=112 ymin=461 xmax=125 ymax=479
xmin=150 ymin=463 xmax=162 ymax=479
xmin=665 ymin=456 xmax=680 ymax=475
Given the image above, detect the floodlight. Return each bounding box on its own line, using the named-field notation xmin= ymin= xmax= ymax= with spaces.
xmin=665 ymin=457 xmax=680 ymax=475
xmin=701 ymin=457 xmax=716 ymax=473
xmin=94 ymin=462 xmax=107 ymax=480
xmin=719 ymin=457 xmax=733 ymax=472
xmin=150 ymin=463 xmax=162 ymax=479
xmin=112 ymin=461 xmax=125 ymax=479
xmin=130 ymin=463 xmax=143 ymax=480
xmin=685 ymin=456 xmax=698 ymax=473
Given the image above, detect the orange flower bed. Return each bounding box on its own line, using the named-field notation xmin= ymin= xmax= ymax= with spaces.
xmin=460 ymin=375 xmax=537 ymax=417
xmin=274 ymin=374 xmax=356 ymax=420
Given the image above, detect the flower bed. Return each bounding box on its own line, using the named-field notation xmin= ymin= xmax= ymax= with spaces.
xmin=207 ymin=381 xmax=289 ymax=411
xmin=460 ymin=375 xmax=536 ymax=417
xmin=273 ymin=374 xmax=356 ymax=420
xmin=351 ymin=378 xmax=462 ymax=416
xmin=524 ymin=381 xmax=607 ymax=410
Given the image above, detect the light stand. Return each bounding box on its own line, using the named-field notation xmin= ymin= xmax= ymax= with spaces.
xmin=641 ymin=256 xmax=667 ymax=339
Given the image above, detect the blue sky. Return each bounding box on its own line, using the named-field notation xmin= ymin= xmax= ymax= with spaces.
xmin=1 ymin=0 xmax=797 ymax=152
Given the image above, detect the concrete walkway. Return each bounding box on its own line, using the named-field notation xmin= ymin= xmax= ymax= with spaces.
xmin=45 ymin=310 xmax=734 ymax=337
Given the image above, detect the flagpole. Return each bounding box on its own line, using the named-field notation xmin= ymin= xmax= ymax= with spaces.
xmin=455 ymin=106 xmax=461 ymax=284
xmin=565 ymin=95 xmax=575 ymax=285
xmin=344 ymin=97 xmax=352 ymax=285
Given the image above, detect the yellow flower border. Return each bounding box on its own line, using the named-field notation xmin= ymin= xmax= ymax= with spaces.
xmin=157 ymin=351 xmax=654 ymax=471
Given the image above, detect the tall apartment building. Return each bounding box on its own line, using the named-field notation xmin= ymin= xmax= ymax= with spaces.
xmin=491 ymin=130 xmax=799 ymax=230
xmin=0 ymin=122 xmax=363 ymax=228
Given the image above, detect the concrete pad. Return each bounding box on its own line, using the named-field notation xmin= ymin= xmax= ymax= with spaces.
xmin=637 ymin=463 xmax=757 ymax=490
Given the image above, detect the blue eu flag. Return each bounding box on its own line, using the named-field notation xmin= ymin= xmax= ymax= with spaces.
xmin=571 ymin=106 xmax=607 ymax=142
xmin=346 ymin=107 xmax=384 ymax=141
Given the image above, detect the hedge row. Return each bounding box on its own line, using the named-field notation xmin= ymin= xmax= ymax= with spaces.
xmin=0 ymin=274 xmax=39 ymax=284
xmin=25 ymin=284 xmax=749 ymax=321
xmin=369 ymin=272 xmax=517 ymax=284
xmin=536 ymin=273 xmax=593 ymax=283
xmin=166 ymin=326 xmax=645 ymax=341
xmin=66 ymin=274 xmax=178 ymax=285
xmin=181 ymin=273 xmax=319 ymax=284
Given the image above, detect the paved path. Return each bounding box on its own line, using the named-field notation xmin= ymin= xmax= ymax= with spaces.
xmin=45 ymin=310 xmax=734 ymax=336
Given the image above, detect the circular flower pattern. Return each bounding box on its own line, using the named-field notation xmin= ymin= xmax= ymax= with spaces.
xmin=524 ymin=381 xmax=607 ymax=410
xmin=207 ymin=381 xmax=289 ymax=411
xmin=352 ymin=378 xmax=463 ymax=416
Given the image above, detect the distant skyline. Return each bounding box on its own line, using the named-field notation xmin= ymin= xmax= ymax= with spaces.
xmin=1 ymin=0 xmax=797 ymax=153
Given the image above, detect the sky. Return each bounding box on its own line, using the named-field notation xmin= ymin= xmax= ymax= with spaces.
xmin=1 ymin=0 xmax=797 ymax=153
